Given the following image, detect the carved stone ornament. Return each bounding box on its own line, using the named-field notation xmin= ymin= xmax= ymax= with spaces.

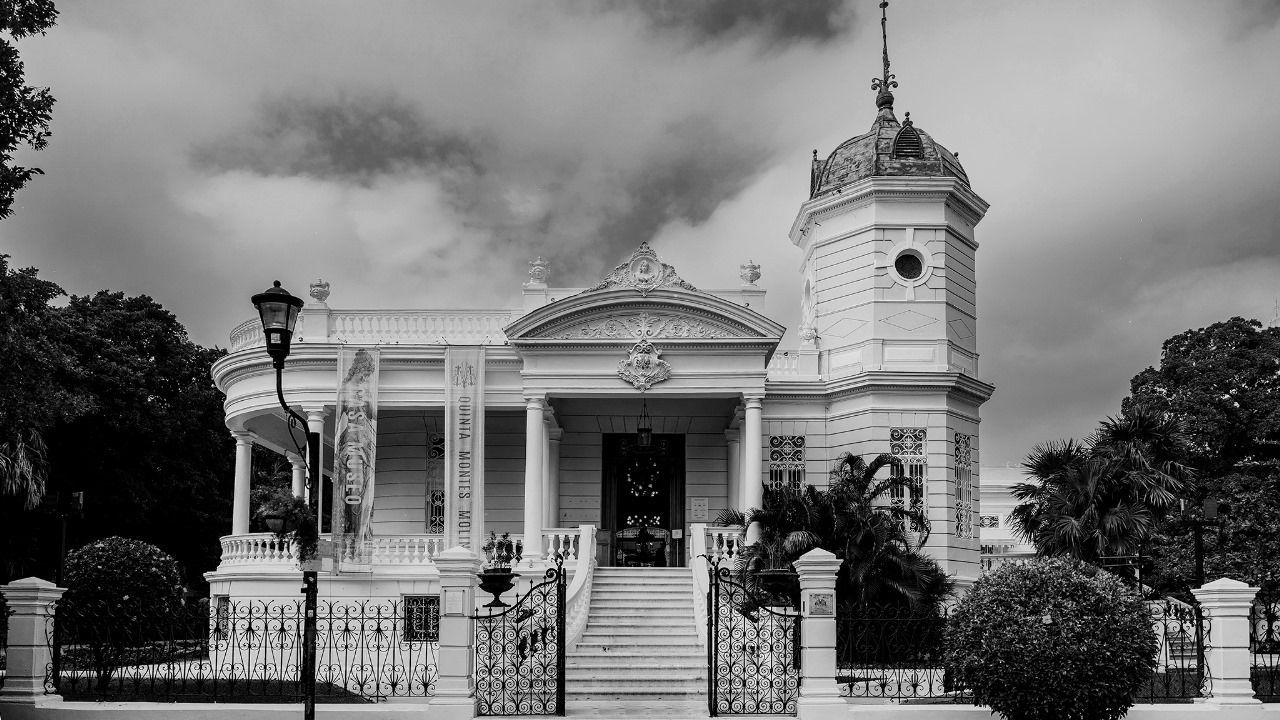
xmin=309 ymin=278 xmax=331 ymax=303
xmin=552 ymin=312 xmax=735 ymax=340
xmin=527 ymin=256 xmax=549 ymax=285
xmin=739 ymin=259 xmax=761 ymax=286
xmin=617 ymin=339 xmax=672 ymax=391
xmin=586 ymin=242 xmax=699 ymax=297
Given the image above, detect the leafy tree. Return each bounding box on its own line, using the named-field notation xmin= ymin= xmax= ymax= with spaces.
xmin=45 ymin=292 xmax=232 ymax=590
xmin=1009 ymin=410 xmax=1191 ymax=564
xmin=1123 ymin=318 xmax=1280 ymax=592
xmin=945 ymin=558 xmax=1156 ymax=720
xmin=0 ymin=255 xmax=87 ymax=579
xmin=0 ymin=0 xmax=58 ymax=219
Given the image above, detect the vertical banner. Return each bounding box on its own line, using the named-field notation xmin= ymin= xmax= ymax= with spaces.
xmin=445 ymin=347 xmax=485 ymax=550
xmin=333 ymin=347 xmax=379 ymax=570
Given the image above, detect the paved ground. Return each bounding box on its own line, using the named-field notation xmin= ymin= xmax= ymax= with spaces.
xmin=509 ymin=701 xmax=711 ymax=719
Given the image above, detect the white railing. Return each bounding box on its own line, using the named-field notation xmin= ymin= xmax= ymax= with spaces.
xmin=229 ymin=309 xmax=520 ymax=351
xmin=229 ymin=318 xmax=264 ymax=352
xmin=218 ymin=533 xmax=446 ymax=572
xmin=767 ymin=350 xmax=800 ymax=377
xmin=542 ymin=528 xmax=581 ymax=563
xmin=564 ymin=525 xmax=597 ymax=651
xmin=704 ymin=525 xmax=745 ymax=564
xmin=218 ymin=533 xmax=297 ymax=567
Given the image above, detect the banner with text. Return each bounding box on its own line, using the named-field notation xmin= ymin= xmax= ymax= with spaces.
xmin=333 ymin=347 xmax=380 ymax=570
xmin=445 ymin=347 xmax=485 ymax=550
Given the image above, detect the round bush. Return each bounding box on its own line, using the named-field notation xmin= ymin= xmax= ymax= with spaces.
xmin=945 ymin=558 xmax=1156 ymax=720
xmin=63 ymin=536 xmax=183 ymax=621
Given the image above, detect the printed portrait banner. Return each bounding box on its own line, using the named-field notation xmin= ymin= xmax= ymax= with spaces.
xmin=445 ymin=346 xmax=485 ymax=550
xmin=333 ymin=347 xmax=380 ymax=572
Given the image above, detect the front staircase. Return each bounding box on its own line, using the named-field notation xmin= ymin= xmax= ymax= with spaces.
xmin=567 ymin=567 xmax=706 ymax=702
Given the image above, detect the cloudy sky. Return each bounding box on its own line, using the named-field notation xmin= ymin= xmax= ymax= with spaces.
xmin=3 ymin=0 xmax=1279 ymax=467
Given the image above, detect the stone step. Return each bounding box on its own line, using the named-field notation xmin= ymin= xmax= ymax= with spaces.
xmin=589 ymin=593 xmax=694 ymax=604
xmin=572 ymin=640 xmax=706 ymax=654
xmin=577 ymin=632 xmax=702 ymax=645
xmin=567 ymin=655 xmax=704 ymax=669
xmin=566 ymin=667 xmax=707 ymax=682
xmin=557 ymin=699 xmax=709 ymax=716
xmin=587 ymin=611 xmax=694 ymax=622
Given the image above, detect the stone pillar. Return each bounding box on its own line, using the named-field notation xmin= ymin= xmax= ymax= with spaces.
xmin=433 ymin=547 xmax=482 ymax=720
xmin=742 ymin=396 xmax=763 ymax=544
xmin=725 ymin=428 xmax=741 ymax=515
xmin=231 ymin=430 xmax=253 ymax=535
xmin=304 ymin=406 xmax=327 ymax=522
xmin=1192 ymin=577 xmax=1262 ymax=704
xmin=546 ymin=427 xmax=562 ymax=528
xmin=522 ymin=396 xmax=546 ymax=566
xmin=0 ymin=577 xmax=67 ymax=702
xmin=794 ymin=549 xmax=843 ymax=714
xmin=288 ymin=452 xmax=306 ymax=498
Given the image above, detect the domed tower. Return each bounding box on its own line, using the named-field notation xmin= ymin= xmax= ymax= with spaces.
xmin=789 ymin=1 xmax=994 ymax=584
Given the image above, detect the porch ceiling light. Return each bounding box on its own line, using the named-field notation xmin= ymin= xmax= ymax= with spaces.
xmin=637 ymin=395 xmax=653 ymax=448
xmin=251 ymin=280 xmax=304 ymax=369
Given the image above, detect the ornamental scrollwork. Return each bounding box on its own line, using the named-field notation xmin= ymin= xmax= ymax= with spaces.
xmin=551 ymin=311 xmax=735 ymax=340
xmin=584 ymin=242 xmax=699 ymax=296
xmin=617 ymin=339 xmax=671 ymax=391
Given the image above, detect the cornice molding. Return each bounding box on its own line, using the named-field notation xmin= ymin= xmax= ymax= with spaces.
xmin=790 ymin=176 xmax=990 ymax=249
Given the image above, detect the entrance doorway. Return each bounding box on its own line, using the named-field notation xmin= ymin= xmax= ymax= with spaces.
xmin=601 ymin=433 xmax=685 ymax=567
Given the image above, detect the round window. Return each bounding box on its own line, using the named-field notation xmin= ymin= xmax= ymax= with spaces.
xmin=894 ymin=251 xmax=924 ymax=280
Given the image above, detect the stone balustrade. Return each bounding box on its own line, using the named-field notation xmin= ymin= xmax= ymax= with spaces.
xmin=229 ymin=309 xmax=521 ymax=352
xmin=543 ymin=528 xmax=580 ymax=562
xmin=218 ymin=533 xmax=297 ymax=566
xmin=704 ymin=525 xmax=745 ymax=564
xmin=218 ymin=532 xmax=446 ymax=572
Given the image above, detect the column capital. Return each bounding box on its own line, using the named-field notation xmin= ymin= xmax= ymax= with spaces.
xmin=742 ymin=394 xmax=764 ymax=408
xmin=524 ymin=395 xmax=546 ymax=410
xmin=301 ymin=404 xmax=328 ymax=422
xmin=548 ymin=427 xmax=564 ymax=443
xmin=286 ymin=451 xmax=306 ymax=467
xmin=231 ymin=430 xmax=254 ymax=446
xmin=725 ymin=428 xmax=740 ymax=443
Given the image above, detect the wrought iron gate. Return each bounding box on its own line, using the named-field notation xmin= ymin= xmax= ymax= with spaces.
xmin=706 ymin=563 xmax=801 ymax=716
xmin=473 ymin=563 xmax=567 ymax=716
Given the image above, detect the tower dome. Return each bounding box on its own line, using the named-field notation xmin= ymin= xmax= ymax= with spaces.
xmin=807 ymin=0 xmax=969 ymax=199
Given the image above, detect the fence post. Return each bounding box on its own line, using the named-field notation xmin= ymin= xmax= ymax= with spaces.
xmin=1192 ymin=577 xmax=1261 ymax=704
xmin=0 ymin=577 xmax=66 ymax=704
xmin=434 ymin=546 xmax=482 ymax=720
xmin=793 ymin=548 xmax=843 ymax=719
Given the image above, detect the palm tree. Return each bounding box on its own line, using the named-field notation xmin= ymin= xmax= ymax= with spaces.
xmin=0 ymin=427 xmax=48 ymax=510
xmin=1010 ymin=410 xmax=1193 ymax=563
xmin=725 ymin=452 xmax=950 ymax=611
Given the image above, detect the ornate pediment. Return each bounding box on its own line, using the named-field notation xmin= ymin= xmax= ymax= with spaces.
xmin=547 ymin=311 xmax=738 ymax=341
xmin=584 ymin=243 xmax=698 ymax=297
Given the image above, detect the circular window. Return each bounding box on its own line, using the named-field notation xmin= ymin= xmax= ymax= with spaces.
xmin=894 ymin=251 xmax=924 ymax=280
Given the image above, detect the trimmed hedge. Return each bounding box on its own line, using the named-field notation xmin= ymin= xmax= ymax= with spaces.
xmin=945 ymin=558 xmax=1156 ymax=720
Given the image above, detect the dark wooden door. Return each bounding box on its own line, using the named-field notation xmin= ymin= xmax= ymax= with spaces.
xmin=601 ymin=434 xmax=685 ymax=567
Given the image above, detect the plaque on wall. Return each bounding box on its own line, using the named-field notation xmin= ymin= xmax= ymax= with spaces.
xmin=808 ymin=591 xmax=834 ymax=617
xmin=691 ymin=497 xmax=709 ymax=521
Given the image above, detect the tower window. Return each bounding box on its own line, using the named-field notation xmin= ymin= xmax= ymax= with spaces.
xmin=768 ymin=435 xmax=805 ymax=491
xmin=894 ymin=251 xmax=923 ymax=280
xmin=893 ymin=125 xmax=924 ymax=159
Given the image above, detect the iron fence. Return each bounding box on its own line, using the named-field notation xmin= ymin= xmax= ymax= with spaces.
xmin=706 ymin=565 xmax=801 ymax=716
xmin=1250 ymin=591 xmax=1280 ymax=701
xmin=1 ymin=594 xmax=8 ymax=691
xmin=45 ymin=597 xmax=438 ymax=702
xmin=836 ymin=604 xmax=966 ymax=702
xmin=473 ymin=565 xmax=566 ymax=717
xmin=1134 ymin=598 xmax=1209 ymax=703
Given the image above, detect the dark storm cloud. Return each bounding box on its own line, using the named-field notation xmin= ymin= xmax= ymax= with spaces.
xmin=602 ymin=0 xmax=853 ymax=44
xmin=191 ymin=93 xmax=481 ymax=181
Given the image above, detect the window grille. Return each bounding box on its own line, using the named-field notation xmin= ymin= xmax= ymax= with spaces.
xmin=979 ymin=515 xmax=999 ymax=528
xmin=213 ymin=595 xmax=230 ymax=639
xmin=403 ymin=595 xmax=440 ymax=642
xmin=426 ymin=432 xmax=445 ymax=534
xmin=955 ymin=433 xmax=975 ymax=540
xmin=889 ymin=428 xmax=927 ymax=532
xmin=768 ymin=436 xmax=805 ymax=491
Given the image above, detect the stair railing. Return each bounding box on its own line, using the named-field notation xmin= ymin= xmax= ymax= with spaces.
xmin=563 ymin=524 xmax=597 ymax=652
xmin=690 ymin=522 xmax=710 ymax=648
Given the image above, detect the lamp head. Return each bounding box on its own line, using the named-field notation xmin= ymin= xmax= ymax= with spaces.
xmin=251 ymin=281 xmax=304 ymax=368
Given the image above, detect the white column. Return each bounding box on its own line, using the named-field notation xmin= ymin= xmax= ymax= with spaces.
xmin=432 ymin=547 xmax=483 ymax=720
xmin=304 ymin=406 xmax=327 ymax=518
xmin=522 ymin=396 xmax=546 ymax=566
xmin=288 ymin=452 xmax=306 ymax=498
xmin=546 ymin=427 xmax=562 ymax=529
xmin=1192 ymin=577 xmax=1262 ymax=704
xmin=795 ymin=548 xmax=843 ymax=709
xmin=0 ymin=577 xmax=67 ymax=702
xmin=725 ymin=428 xmax=741 ymax=514
xmin=742 ymin=396 xmax=763 ymax=544
xmin=231 ymin=431 xmax=253 ymax=535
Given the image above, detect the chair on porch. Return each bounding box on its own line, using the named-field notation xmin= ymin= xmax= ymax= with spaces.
xmin=613 ymin=526 xmax=671 ymax=567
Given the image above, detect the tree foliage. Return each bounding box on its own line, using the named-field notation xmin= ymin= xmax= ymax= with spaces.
xmin=1010 ymin=410 xmax=1192 ymax=564
xmin=946 ymin=558 xmax=1156 ymax=720
xmin=726 ymin=453 xmax=951 ymax=612
xmin=0 ymin=0 xmax=58 ymax=219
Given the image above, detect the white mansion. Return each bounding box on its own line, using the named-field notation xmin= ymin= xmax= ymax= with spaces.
xmin=205 ymin=83 xmax=994 ymax=606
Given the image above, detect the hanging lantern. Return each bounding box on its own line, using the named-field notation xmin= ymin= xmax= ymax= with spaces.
xmin=637 ymin=395 xmax=653 ymax=448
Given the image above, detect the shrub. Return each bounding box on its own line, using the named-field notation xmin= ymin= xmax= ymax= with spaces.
xmin=945 ymin=558 xmax=1156 ymax=720
xmin=254 ymin=488 xmax=318 ymax=562
xmin=60 ymin=537 xmax=184 ymax=691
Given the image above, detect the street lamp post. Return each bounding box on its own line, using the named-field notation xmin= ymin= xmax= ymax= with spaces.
xmin=251 ymin=281 xmax=320 ymax=720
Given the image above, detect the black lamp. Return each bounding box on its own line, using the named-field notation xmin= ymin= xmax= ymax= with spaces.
xmin=251 ymin=281 xmax=305 ymax=368
xmin=637 ymin=395 xmax=652 ymax=448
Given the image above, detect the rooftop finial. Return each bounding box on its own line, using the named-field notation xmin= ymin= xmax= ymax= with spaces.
xmin=870 ymin=0 xmax=897 ymax=111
